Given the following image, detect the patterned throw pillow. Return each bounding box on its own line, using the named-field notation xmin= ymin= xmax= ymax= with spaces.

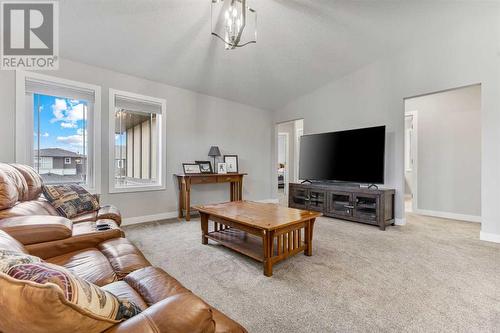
xmin=0 ymin=249 xmax=42 ymax=272
xmin=1 ymin=260 xmax=141 ymax=321
xmin=42 ymin=184 xmax=100 ymax=218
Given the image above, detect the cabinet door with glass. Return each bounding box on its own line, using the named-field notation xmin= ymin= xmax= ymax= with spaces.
xmin=289 ymin=186 xmax=309 ymax=210
xmin=353 ymin=194 xmax=379 ymax=222
xmin=327 ymin=191 xmax=353 ymax=217
xmin=308 ymin=190 xmax=326 ymax=212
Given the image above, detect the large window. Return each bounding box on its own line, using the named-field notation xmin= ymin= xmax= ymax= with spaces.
xmin=109 ymin=89 xmax=166 ymax=193
xmin=16 ymin=72 xmax=101 ymax=192
xmin=32 ymin=94 xmax=88 ymax=182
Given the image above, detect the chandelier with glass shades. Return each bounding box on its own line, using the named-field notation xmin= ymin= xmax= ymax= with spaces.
xmin=211 ymin=0 xmax=257 ymax=50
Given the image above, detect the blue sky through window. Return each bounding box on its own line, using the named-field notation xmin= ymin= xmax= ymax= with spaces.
xmin=33 ymin=94 xmax=88 ymax=155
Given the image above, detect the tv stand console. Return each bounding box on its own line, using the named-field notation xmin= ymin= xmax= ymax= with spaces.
xmin=288 ymin=183 xmax=395 ymax=230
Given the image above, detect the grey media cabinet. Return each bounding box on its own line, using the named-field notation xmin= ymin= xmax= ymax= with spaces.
xmin=288 ymin=183 xmax=396 ymax=230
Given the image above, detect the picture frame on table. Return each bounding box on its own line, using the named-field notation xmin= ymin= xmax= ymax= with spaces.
xmin=217 ymin=162 xmax=227 ymax=174
xmin=195 ymin=161 xmax=213 ymax=174
xmin=183 ymin=163 xmax=201 ymax=174
xmin=224 ymin=155 xmax=239 ymax=173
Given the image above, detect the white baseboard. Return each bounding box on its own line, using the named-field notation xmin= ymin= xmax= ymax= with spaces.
xmin=122 ymin=199 xmax=280 ymax=226
xmin=122 ymin=211 xmax=178 ymax=226
xmin=414 ymin=209 xmax=481 ymax=223
xmin=255 ymin=198 xmax=280 ymax=204
xmin=395 ymin=218 xmax=406 ymax=226
xmin=480 ymin=231 xmax=500 ymax=243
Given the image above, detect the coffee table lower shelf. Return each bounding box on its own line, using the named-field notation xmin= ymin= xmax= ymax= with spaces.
xmin=203 ymin=225 xmax=312 ymax=277
xmin=205 ymin=229 xmax=265 ymax=262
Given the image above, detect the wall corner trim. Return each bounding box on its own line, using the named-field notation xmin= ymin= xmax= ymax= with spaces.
xmin=480 ymin=231 xmax=500 ymax=244
xmin=414 ymin=209 xmax=481 ymax=223
xmin=395 ymin=218 xmax=406 ymax=226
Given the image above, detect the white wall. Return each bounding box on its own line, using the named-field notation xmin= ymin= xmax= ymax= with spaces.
xmin=405 ymin=85 xmax=481 ymax=218
xmin=0 ymin=59 xmax=274 ymax=221
xmin=274 ymin=4 xmax=500 ymax=241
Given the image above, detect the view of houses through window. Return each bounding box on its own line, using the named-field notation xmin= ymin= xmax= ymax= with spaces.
xmin=33 ymin=94 xmax=88 ymax=185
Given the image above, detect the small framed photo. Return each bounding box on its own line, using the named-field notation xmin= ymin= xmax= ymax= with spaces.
xmin=195 ymin=161 xmax=213 ymax=174
xmin=217 ymin=162 xmax=227 ymax=174
xmin=183 ymin=163 xmax=201 ymax=174
xmin=224 ymin=155 xmax=239 ymax=173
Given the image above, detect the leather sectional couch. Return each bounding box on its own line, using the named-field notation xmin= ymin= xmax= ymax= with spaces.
xmin=0 ymin=163 xmax=247 ymax=333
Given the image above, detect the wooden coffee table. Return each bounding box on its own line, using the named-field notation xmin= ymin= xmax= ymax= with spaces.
xmin=194 ymin=201 xmax=321 ymax=276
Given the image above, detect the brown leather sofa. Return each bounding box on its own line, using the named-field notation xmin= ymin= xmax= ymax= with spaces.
xmin=0 ymin=163 xmax=123 ymax=257
xmin=0 ymin=163 xmax=247 ymax=332
xmin=0 ymin=230 xmax=247 ymax=333
xmin=0 ymin=163 xmax=122 ymax=224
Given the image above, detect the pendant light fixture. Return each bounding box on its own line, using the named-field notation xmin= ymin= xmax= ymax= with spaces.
xmin=211 ymin=0 xmax=257 ymax=50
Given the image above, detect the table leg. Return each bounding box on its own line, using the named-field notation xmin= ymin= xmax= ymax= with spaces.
xmin=263 ymin=230 xmax=273 ymax=277
xmin=178 ymin=181 xmax=184 ymax=219
xmin=201 ymin=213 xmax=208 ymax=245
xmin=230 ymin=182 xmax=235 ymax=201
xmin=305 ymin=218 xmax=315 ymax=256
xmin=238 ymin=178 xmax=243 ymax=200
xmin=185 ymin=185 xmax=191 ymax=221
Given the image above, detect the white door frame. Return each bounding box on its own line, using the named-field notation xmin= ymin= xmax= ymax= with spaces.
xmin=278 ymin=132 xmax=290 ymax=195
xmin=405 ymin=110 xmax=418 ymax=212
xmin=294 ymin=125 xmax=303 ymax=183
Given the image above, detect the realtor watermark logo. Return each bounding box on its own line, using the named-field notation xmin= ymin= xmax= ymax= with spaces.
xmin=1 ymin=1 xmax=59 ymax=70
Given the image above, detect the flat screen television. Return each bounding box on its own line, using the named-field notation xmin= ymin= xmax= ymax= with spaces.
xmin=299 ymin=125 xmax=386 ymax=184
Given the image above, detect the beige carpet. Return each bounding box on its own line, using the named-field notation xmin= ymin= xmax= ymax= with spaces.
xmin=124 ymin=213 xmax=500 ymax=333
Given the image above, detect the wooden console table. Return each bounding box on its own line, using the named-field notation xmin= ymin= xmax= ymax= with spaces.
xmin=176 ymin=173 xmax=246 ymax=221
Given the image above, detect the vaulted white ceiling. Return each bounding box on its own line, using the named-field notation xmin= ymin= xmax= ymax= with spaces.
xmin=60 ymin=0 xmax=479 ymax=110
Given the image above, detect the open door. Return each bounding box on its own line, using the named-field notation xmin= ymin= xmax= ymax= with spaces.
xmin=277 ymin=132 xmax=289 ymax=196
xmin=405 ymin=111 xmax=418 ymax=213
xmin=276 ymin=119 xmax=304 ymax=207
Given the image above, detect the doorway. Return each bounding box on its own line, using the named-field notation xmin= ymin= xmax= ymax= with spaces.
xmin=277 ymin=132 xmax=289 ymax=196
xmin=276 ymin=119 xmax=304 ymax=207
xmin=403 ymin=84 xmax=481 ymax=223
xmin=404 ymin=110 xmax=418 ymax=213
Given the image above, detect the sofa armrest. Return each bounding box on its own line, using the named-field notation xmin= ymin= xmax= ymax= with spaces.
xmin=98 ymin=205 xmax=122 ymax=225
xmin=26 ymin=220 xmax=123 ymax=259
xmin=0 ymin=215 xmax=72 ymax=245
xmin=104 ymin=293 xmax=215 ymax=333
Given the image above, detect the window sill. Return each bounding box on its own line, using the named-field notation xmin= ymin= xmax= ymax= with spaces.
xmin=109 ymin=185 xmax=166 ymax=194
xmin=82 ymin=186 xmax=100 ymax=195
xmin=43 ymin=183 xmax=100 ymax=196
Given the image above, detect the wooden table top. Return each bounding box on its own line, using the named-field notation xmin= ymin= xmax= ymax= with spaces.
xmin=194 ymin=201 xmax=321 ymax=231
xmin=176 ymin=173 xmax=247 ymax=178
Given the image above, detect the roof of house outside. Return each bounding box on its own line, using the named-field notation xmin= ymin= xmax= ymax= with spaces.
xmin=34 ymin=148 xmax=85 ymax=158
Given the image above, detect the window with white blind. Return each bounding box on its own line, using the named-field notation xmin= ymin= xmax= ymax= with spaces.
xmin=15 ymin=71 xmax=101 ymax=192
xmin=109 ymin=89 xmax=166 ymax=193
